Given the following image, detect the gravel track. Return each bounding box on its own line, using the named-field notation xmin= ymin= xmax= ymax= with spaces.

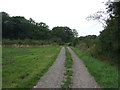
xmin=33 ymin=47 xmax=100 ymax=88
xmin=34 ymin=47 xmax=66 ymax=88
xmin=67 ymin=47 xmax=100 ymax=88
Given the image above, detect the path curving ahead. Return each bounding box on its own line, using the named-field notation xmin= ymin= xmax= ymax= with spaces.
xmin=67 ymin=47 xmax=100 ymax=88
xmin=34 ymin=47 xmax=66 ymax=88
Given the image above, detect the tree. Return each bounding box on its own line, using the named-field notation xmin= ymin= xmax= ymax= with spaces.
xmin=86 ymin=1 xmax=120 ymax=63
xmin=52 ymin=26 xmax=74 ymax=43
xmin=2 ymin=12 xmax=51 ymax=40
xmin=72 ymin=29 xmax=78 ymax=37
xmin=38 ymin=22 xmax=49 ymax=28
xmin=29 ymin=18 xmax=35 ymax=25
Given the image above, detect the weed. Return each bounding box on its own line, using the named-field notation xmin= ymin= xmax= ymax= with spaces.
xmin=61 ymin=47 xmax=73 ymax=88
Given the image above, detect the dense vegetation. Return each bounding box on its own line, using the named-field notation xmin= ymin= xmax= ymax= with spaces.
xmin=2 ymin=46 xmax=60 ymax=88
xmin=76 ymin=1 xmax=120 ymax=64
xmin=2 ymin=12 xmax=78 ymax=45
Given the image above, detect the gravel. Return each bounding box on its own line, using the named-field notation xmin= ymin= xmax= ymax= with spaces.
xmin=33 ymin=47 xmax=100 ymax=88
xmin=33 ymin=47 xmax=66 ymax=88
xmin=67 ymin=47 xmax=100 ymax=88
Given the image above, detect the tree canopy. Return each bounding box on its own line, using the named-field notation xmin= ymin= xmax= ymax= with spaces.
xmin=81 ymin=1 xmax=120 ymax=63
xmin=2 ymin=12 xmax=78 ymax=44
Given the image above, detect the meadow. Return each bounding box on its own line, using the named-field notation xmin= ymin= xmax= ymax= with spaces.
xmin=2 ymin=46 xmax=61 ymax=88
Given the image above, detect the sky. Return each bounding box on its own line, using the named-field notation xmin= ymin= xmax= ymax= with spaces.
xmin=0 ymin=0 xmax=110 ymax=36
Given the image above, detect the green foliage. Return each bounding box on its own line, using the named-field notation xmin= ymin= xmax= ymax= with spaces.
xmin=65 ymin=48 xmax=73 ymax=69
xmin=98 ymin=1 xmax=120 ymax=63
xmin=64 ymin=70 xmax=73 ymax=76
xmin=71 ymin=37 xmax=79 ymax=47
xmin=72 ymin=29 xmax=78 ymax=37
xmin=2 ymin=39 xmax=53 ymax=45
xmin=52 ymin=26 xmax=74 ymax=43
xmin=71 ymin=47 xmax=119 ymax=88
xmin=61 ymin=48 xmax=73 ymax=88
xmin=2 ymin=46 xmax=61 ymax=88
xmin=78 ymin=35 xmax=97 ymax=48
xmin=2 ymin=12 xmax=79 ymax=45
xmin=77 ymin=35 xmax=97 ymax=52
xmin=61 ymin=75 xmax=72 ymax=88
xmin=2 ymin=12 xmax=51 ymax=40
xmin=78 ymin=1 xmax=120 ymax=64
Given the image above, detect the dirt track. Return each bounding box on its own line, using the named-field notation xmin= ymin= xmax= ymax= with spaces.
xmin=34 ymin=47 xmax=100 ymax=88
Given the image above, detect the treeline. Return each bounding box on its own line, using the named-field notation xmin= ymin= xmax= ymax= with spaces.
xmin=2 ymin=12 xmax=78 ymax=45
xmin=2 ymin=1 xmax=119 ymax=64
xmin=76 ymin=1 xmax=120 ymax=64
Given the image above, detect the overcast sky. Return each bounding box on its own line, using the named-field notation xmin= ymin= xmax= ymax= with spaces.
xmin=1 ymin=0 xmax=110 ymax=36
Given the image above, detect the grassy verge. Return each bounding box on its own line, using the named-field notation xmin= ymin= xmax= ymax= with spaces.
xmin=61 ymin=47 xmax=73 ymax=88
xmin=71 ymin=47 xmax=119 ymax=88
xmin=2 ymin=46 xmax=61 ymax=88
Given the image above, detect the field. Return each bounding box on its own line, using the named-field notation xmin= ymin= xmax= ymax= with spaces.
xmin=71 ymin=47 xmax=119 ymax=88
xmin=2 ymin=46 xmax=61 ymax=88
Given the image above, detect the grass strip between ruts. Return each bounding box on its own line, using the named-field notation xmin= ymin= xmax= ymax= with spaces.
xmin=61 ymin=47 xmax=73 ymax=88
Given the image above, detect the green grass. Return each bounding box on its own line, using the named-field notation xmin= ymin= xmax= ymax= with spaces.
xmin=61 ymin=47 xmax=73 ymax=88
xmin=64 ymin=70 xmax=73 ymax=76
xmin=2 ymin=46 xmax=61 ymax=88
xmin=64 ymin=48 xmax=73 ymax=69
xmin=71 ymin=47 xmax=119 ymax=88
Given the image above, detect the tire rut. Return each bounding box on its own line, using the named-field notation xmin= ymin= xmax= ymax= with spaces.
xmin=33 ymin=47 xmax=66 ymax=88
xmin=67 ymin=47 xmax=100 ymax=88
